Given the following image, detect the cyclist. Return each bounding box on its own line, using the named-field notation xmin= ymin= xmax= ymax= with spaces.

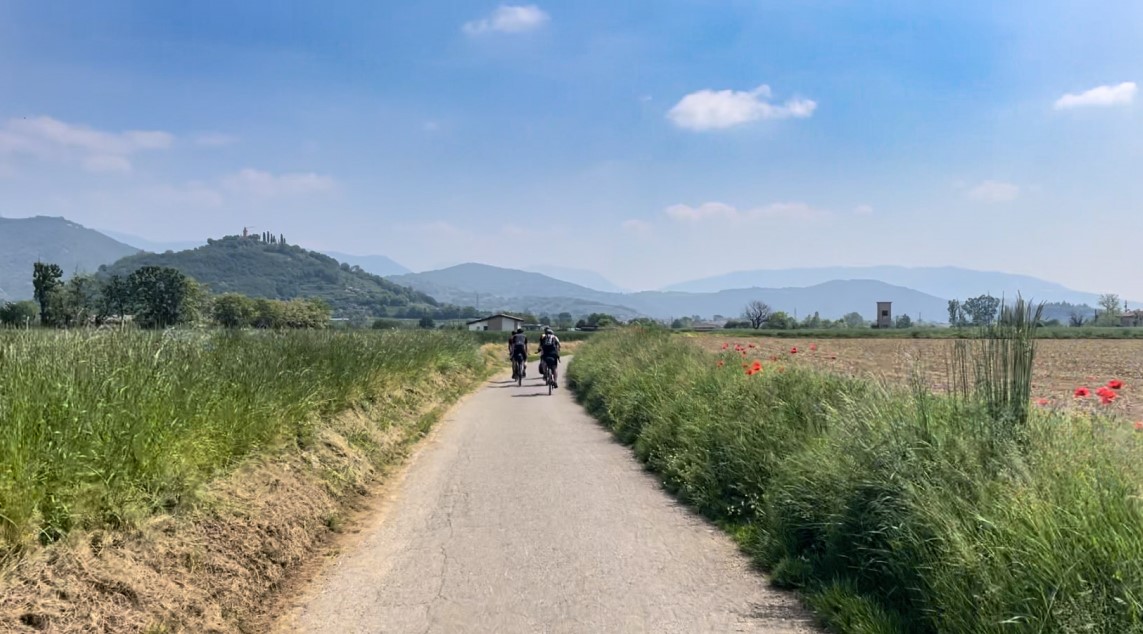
xmin=508 ymin=327 xmax=528 ymax=379
xmin=537 ymin=326 xmax=561 ymax=388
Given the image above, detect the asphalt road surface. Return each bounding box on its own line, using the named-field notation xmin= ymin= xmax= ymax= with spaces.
xmin=280 ymin=360 xmax=818 ymax=633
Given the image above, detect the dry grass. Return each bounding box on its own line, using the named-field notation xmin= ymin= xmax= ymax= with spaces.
xmin=695 ymin=335 xmax=1143 ymax=422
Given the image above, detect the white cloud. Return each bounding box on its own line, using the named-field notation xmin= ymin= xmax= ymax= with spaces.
xmin=0 ymin=115 xmax=173 ymax=173
xmin=146 ymin=182 xmax=225 ymax=208
xmin=667 ymin=85 xmax=816 ymax=131
xmin=193 ymin=132 xmax=238 ymax=147
xmin=621 ymin=219 xmax=652 ymax=234
xmin=853 ymin=204 xmax=874 ymax=215
xmin=82 ymin=155 xmax=133 ymax=174
xmin=967 ymin=180 xmax=1020 ymax=203
xmin=463 ymin=5 xmax=549 ymax=35
xmin=1054 ymin=82 xmax=1137 ymax=110
xmin=665 ymin=201 xmax=827 ymax=222
xmin=222 ymin=168 xmax=337 ymax=197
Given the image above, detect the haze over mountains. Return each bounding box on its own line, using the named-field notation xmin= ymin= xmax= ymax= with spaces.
xmin=666 ymin=266 xmax=1119 ymax=308
xmin=390 ymin=264 xmax=960 ymax=322
xmin=0 ymin=216 xmax=139 ymax=301
xmin=0 ymin=216 xmax=1116 ymax=323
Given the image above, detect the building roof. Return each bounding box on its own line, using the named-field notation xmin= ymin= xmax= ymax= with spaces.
xmin=465 ymin=313 xmax=525 ymax=326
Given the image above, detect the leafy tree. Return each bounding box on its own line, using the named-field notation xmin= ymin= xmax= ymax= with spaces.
xmin=671 ymin=317 xmax=694 ymax=329
xmin=947 ymin=299 xmax=963 ymax=327
xmin=895 ymin=314 xmax=913 ymax=329
xmin=842 ymin=312 xmax=866 ymax=328
xmin=1069 ymin=312 xmax=1087 ymax=327
xmin=128 ymin=266 xmax=194 ymax=329
xmin=213 ymin=293 xmax=257 ymax=328
xmin=32 ymin=262 xmax=64 ymax=326
xmin=418 ymin=316 xmax=436 ymax=329
xmin=765 ymin=311 xmax=796 ymax=329
xmin=556 ymin=312 xmax=574 ymax=329
xmin=963 ymin=295 xmax=1001 ymax=326
xmin=585 ymin=313 xmax=619 ymax=328
xmin=801 ymin=311 xmax=823 ymax=329
xmin=742 ymin=300 xmax=772 ymax=329
xmin=0 ymin=301 xmax=38 ymax=327
xmin=101 ymin=274 xmax=131 ymax=321
xmin=1097 ymin=293 xmax=1123 ymax=326
xmin=62 ymin=274 xmax=101 ymax=326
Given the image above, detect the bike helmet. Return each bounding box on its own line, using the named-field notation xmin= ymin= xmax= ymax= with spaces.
xmin=544 ymin=326 xmax=553 ymax=333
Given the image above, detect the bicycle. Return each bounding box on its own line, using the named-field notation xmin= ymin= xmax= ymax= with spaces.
xmin=512 ymin=354 xmax=525 ymax=387
xmin=540 ymin=357 xmax=557 ymax=395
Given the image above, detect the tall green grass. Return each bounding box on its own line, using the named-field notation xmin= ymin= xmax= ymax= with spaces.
xmin=569 ymin=328 xmax=1143 ymax=633
xmin=0 ymin=329 xmax=484 ymax=552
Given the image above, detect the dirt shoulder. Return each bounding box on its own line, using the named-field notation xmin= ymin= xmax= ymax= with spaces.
xmin=0 ymin=358 xmax=494 ymax=634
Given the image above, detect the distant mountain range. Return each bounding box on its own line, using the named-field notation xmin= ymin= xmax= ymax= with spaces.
xmin=99 ymin=230 xmax=206 ymax=254
xmin=527 ymin=265 xmax=628 ymax=293
xmin=3 ymin=217 xmax=1118 ymax=324
xmin=324 ymin=252 xmax=411 ymax=277
xmin=389 ymin=263 xmax=952 ymax=322
xmin=0 ymin=216 xmax=140 ymax=301
xmin=665 ymin=265 xmax=1118 ymax=307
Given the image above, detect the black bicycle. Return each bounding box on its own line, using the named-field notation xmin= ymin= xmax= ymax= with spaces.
xmin=540 ymin=357 xmax=556 ymax=395
xmin=512 ymin=354 xmax=526 ymax=387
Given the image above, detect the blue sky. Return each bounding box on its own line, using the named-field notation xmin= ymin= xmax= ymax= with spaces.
xmin=2 ymin=1 xmax=1142 ymax=295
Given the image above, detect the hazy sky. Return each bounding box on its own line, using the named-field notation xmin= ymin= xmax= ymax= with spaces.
xmin=1 ymin=1 xmax=1142 ymax=294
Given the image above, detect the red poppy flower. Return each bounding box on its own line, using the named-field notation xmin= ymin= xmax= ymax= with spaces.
xmin=1036 ymin=398 xmax=1049 ymax=406
xmin=1096 ymin=386 xmax=1115 ymax=398
xmin=1135 ymin=421 xmax=1143 ymax=431
xmin=790 ymin=347 xmax=798 ymax=354
xmin=1074 ymin=387 xmax=1091 ymax=398
xmin=746 ymin=368 xmax=758 ymax=376
xmin=810 ymin=344 xmax=818 ymax=352
xmin=717 ymin=360 xmax=725 ymax=368
xmin=722 ymin=343 xmax=729 ymax=350
xmin=1108 ymin=379 xmax=1124 ymax=390
xmin=748 ymin=343 xmax=756 ymax=349
xmin=752 ymin=361 xmax=763 ymax=372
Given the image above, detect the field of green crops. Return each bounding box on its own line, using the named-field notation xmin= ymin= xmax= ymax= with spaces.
xmin=0 ymin=328 xmax=485 ymax=554
xmin=570 ymin=328 xmax=1143 ymax=633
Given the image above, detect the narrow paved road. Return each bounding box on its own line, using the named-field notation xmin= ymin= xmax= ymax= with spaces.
xmin=279 ymin=360 xmax=817 ymax=633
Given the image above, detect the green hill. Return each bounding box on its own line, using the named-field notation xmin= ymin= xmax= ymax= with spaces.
xmin=99 ymin=235 xmax=441 ymax=319
xmin=0 ymin=216 xmax=140 ymax=301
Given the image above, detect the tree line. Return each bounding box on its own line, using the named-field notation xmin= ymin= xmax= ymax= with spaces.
xmin=723 ymin=300 xmax=914 ymax=330
xmin=948 ymin=293 xmax=1131 ymax=328
xmin=0 ymin=262 xmax=331 ymax=329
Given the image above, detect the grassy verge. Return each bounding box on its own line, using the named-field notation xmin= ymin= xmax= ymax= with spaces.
xmin=568 ymin=328 xmax=1143 ymax=633
xmin=1 ymin=328 xmax=491 ymax=631
xmin=694 ymin=326 xmax=1143 ymax=339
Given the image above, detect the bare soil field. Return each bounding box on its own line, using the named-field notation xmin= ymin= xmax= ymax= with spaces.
xmin=695 ymin=335 xmax=1143 ymax=423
